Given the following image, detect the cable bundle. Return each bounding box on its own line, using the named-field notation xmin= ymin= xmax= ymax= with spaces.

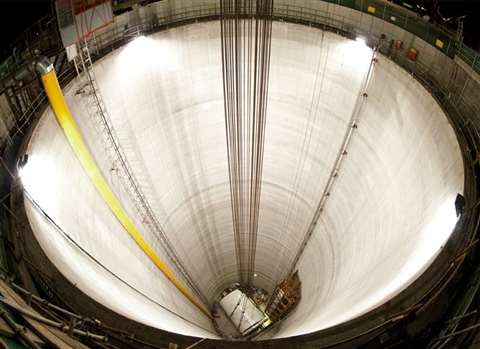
xmin=221 ymin=0 xmax=273 ymax=286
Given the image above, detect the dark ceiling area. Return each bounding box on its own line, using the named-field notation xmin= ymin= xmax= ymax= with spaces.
xmin=0 ymin=0 xmax=53 ymax=61
xmin=434 ymin=0 xmax=480 ymax=49
xmin=0 ymin=0 xmax=478 ymax=62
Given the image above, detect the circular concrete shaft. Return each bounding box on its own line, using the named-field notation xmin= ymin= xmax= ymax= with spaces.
xmin=20 ymin=21 xmax=463 ymax=339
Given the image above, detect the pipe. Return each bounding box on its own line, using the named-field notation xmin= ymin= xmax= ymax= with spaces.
xmin=0 ymin=309 xmax=43 ymax=349
xmin=35 ymin=57 xmax=53 ymax=76
xmin=0 ymin=297 xmax=107 ymax=342
xmin=34 ymin=59 xmax=211 ymax=318
xmin=185 ymin=338 xmax=207 ymax=349
xmin=6 ymin=278 xmax=85 ymax=321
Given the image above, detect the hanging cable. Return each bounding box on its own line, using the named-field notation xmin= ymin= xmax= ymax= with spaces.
xmin=286 ymin=47 xmax=379 ymax=277
xmin=23 ymin=191 xmax=215 ymax=332
xmin=221 ymin=0 xmax=273 ymax=287
xmin=273 ymin=30 xmax=330 ymax=281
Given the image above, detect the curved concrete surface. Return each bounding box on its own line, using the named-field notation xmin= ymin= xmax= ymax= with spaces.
xmin=20 ymin=21 xmax=463 ymax=339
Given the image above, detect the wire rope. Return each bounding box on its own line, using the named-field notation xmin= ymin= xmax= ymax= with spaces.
xmin=23 ymin=191 xmax=216 ymax=334
xmin=220 ymin=0 xmax=273 ymax=287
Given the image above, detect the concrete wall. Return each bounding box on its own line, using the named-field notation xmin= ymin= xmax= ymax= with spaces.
xmin=22 ymin=20 xmax=463 ymax=339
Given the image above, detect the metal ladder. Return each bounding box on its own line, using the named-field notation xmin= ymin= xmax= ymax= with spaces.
xmin=72 ymin=41 xmax=209 ymax=307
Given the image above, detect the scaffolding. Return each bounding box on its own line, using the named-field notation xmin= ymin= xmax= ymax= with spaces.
xmin=265 ymin=271 xmax=301 ymax=323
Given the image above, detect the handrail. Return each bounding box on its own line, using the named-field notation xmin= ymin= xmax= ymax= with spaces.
xmin=0 ymin=0 xmax=478 ymax=81
xmin=0 ymin=0 xmax=480 ymax=77
xmin=0 ymin=2 xmax=479 ymax=347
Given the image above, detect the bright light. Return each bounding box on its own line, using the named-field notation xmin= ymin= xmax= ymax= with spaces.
xmin=356 ymin=36 xmax=367 ymax=46
xmin=19 ymin=153 xmax=61 ymax=209
xmin=18 ymin=154 xmax=44 ymax=192
xmin=18 ymin=165 xmax=27 ymax=181
xmin=341 ymin=37 xmax=373 ymax=66
xmin=118 ymin=34 xmax=176 ymax=73
xmin=416 ymin=196 xmax=460 ymax=253
xmin=380 ymin=195 xmax=460 ymax=299
xmin=317 ymin=195 xmax=461 ymax=331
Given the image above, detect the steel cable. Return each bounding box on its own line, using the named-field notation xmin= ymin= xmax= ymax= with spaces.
xmin=274 ymin=30 xmax=330 ymax=281
xmin=221 ymin=0 xmax=273 ymax=286
xmin=23 ymin=191 xmax=215 ymax=333
xmin=286 ymin=48 xmax=379 ymax=277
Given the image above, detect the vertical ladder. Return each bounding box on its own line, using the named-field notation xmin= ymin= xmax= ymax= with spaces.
xmin=72 ymin=40 xmax=209 ymax=307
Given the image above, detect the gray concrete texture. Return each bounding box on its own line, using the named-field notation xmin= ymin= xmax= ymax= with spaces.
xmin=21 ymin=21 xmax=463 ymax=339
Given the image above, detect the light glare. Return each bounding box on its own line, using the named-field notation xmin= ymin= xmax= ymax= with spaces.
xmin=356 ymin=36 xmax=367 ymax=46
xmin=19 ymin=153 xmax=61 ymax=209
xmin=118 ymin=34 xmax=176 ymax=72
